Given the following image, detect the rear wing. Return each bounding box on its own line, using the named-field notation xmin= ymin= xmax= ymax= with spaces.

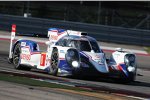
xmin=47 ymin=28 xmax=87 ymax=43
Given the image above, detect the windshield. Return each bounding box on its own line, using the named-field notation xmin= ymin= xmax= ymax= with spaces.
xmin=56 ymin=38 xmax=101 ymax=53
xmin=80 ymin=40 xmax=91 ymax=51
xmin=67 ymin=40 xmax=101 ymax=53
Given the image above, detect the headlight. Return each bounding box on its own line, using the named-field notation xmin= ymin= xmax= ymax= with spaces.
xmin=72 ymin=61 xmax=80 ymax=68
xmin=124 ymin=54 xmax=136 ymax=67
xmin=128 ymin=66 xmax=135 ymax=72
xmin=128 ymin=55 xmax=135 ymax=62
xmin=66 ymin=49 xmax=80 ymax=68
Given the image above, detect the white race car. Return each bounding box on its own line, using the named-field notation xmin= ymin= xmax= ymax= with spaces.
xmin=8 ymin=28 xmax=137 ymax=82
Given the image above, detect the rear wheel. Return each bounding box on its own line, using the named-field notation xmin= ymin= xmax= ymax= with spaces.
xmin=50 ymin=48 xmax=59 ymax=76
xmin=13 ymin=43 xmax=22 ymax=69
xmin=13 ymin=43 xmax=31 ymax=71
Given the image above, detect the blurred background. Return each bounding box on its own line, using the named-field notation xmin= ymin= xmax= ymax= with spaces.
xmin=0 ymin=1 xmax=149 ymax=30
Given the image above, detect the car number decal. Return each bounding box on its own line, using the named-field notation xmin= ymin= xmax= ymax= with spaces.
xmin=40 ymin=53 xmax=46 ymax=66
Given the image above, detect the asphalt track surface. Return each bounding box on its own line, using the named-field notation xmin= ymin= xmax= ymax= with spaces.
xmin=0 ymin=81 xmax=102 ymax=100
xmin=0 ymin=34 xmax=150 ymax=99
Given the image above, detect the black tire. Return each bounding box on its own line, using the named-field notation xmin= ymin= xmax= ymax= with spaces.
xmin=50 ymin=48 xmax=59 ymax=76
xmin=13 ymin=43 xmax=22 ymax=69
xmin=114 ymin=73 xmax=136 ymax=84
xmin=126 ymin=72 xmax=136 ymax=83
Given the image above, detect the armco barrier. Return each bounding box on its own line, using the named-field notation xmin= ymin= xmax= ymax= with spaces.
xmin=0 ymin=14 xmax=150 ymax=46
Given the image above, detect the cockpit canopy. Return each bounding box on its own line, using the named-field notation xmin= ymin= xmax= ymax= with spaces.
xmin=56 ymin=35 xmax=103 ymax=53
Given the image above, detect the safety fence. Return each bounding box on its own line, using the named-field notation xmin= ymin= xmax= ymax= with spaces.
xmin=0 ymin=14 xmax=150 ymax=46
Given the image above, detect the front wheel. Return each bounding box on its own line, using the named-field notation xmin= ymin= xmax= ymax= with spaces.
xmin=115 ymin=73 xmax=136 ymax=83
xmin=126 ymin=72 xmax=136 ymax=83
xmin=50 ymin=48 xmax=59 ymax=76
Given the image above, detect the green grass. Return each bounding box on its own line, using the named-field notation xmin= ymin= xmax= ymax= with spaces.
xmin=145 ymin=47 xmax=150 ymax=54
xmin=0 ymin=73 xmax=90 ymax=92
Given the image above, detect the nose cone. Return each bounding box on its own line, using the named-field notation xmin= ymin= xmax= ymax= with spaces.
xmin=91 ymin=60 xmax=109 ymax=73
xmin=83 ymin=52 xmax=109 ymax=73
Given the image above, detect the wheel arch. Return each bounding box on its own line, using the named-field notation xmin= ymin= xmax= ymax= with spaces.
xmin=12 ymin=40 xmax=21 ymax=53
xmin=12 ymin=39 xmax=40 ymax=53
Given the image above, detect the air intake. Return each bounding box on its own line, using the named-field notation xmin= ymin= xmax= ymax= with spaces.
xmin=81 ymin=32 xmax=88 ymax=36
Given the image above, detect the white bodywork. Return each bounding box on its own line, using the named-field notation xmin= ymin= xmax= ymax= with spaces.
xmin=109 ymin=48 xmax=137 ymax=73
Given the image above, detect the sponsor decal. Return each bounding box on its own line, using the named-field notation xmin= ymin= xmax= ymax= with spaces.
xmin=60 ymin=50 xmax=65 ymax=53
xmin=50 ymin=35 xmax=58 ymax=40
xmin=21 ymin=46 xmax=31 ymax=60
xmin=21 ymin=42 xmax=26 ymax=46
xmin=21 ymin=54 xmax=31 ymax=60
xmin=21 ymin=46 xmax=30 ymax=53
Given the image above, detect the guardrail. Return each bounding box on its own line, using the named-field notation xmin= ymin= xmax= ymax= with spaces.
xmin=0 ymin=14 xmax=150 ymax=46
